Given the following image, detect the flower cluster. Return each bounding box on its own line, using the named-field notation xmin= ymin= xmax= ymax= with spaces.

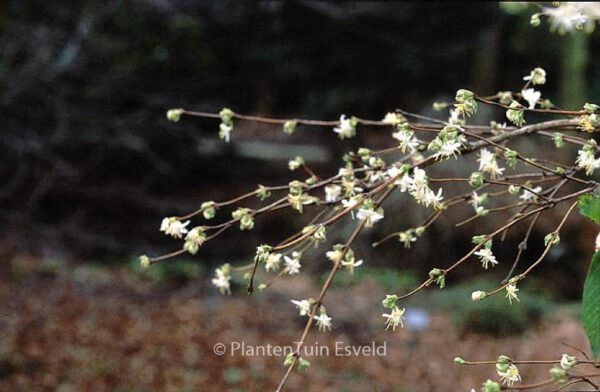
xmin=427 ymin=125 xmax=467 ymax=161
xmin=454 ymin=89 xmax=477 ymax=118
xmin=392 ymin=123 xmax=420 ymax=153
xmin=399 ymin=168 xmax=444 ymax=210
xmin=477 ymin=149 xmax=505 ymax=179
xmin=576 ymin=141 xmax=600 ymax=176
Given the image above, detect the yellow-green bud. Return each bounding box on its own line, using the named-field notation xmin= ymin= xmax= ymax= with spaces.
xmin=139 ymin=255 xmax=151 ymax=268
xmin=298 ymin=358 xmax=310 ymax=371
xmin=166 ymin=108 xmax=184 ymax=122
xmin=482 ymin=380 xmax=500 ymax=392
xmin=382 ymin=294 xmax=399 ymax=309
xmin=549 ymin=367 xmax=567 ymax=384
xmin=201 ymin=201 xmax=216 ymax=220
xmin=469 ymin=172 xmax=485 ymax=188
xmin=454 ymin=357 xmax=466 ymax=365
xmin=283 ymin=120 xmax=297 ymax=135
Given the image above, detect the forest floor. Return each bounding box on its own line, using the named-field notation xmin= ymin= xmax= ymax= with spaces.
xmin=0 ymin=256 xmax=594 ymax=392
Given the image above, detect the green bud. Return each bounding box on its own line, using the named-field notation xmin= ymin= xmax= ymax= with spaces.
xmin=454 ymin=357 xmax=466 ymax=365
xmin=544 ymin=233 xmax=560 ymax=246
xmin=472 ymin=235 xmax=487 ymax=244
xmin=219 ymin=108 xmax=234 ymax=125
xmin=530 ymin=13 xmax=541 ymax=27
xmin=283 ymin=353 xmax=294 ymax=367
xmin=553 ymin=133 xmax=565 ymax=148
xmin=549 ymin=367 xmax=567 ymax=384
xmin=258 ymin=283 xmax=267 ymax=292
xmin=469 ymin=172 xmax=485 ymax=188
xmin=298 ymin=358 xmax=310 ymax=371
xmin=254 ymin=245 xmax=272 ymax=264
xmin=497 ymin=355 xmax=511 ymax=365
xmin=166 ymin=108 xmax=184 ymax=122
xmin=429 ymin=268 xmax=442 ymax=278
xmin=382 ymin=294 xmax=399 ymax=309
xmin=584 ymin=103 xmax=599 ymax=114
xmin=504 ymin=149 xmax=518 ymax=169
xmin=232 ymin=208 xmax=254 ymax=230
xmin=507 ymin=100 xmax=526 ymax=127
xmin=283 ymin=120 xmax=298 ymax=135
xmin=139 ymin=255 xmax=151 ymax=268
xmin=201 ymin=201 xmax=216 ymax=220
xmin=482 ymin=379 xmax=500 ymax=392
xmin=509 ymin=185 xmax=520 ymax=195
xmin=560 ymin=354 xmax=577 ymax=369
xmin=456 ymin=89 xmax=474 ymax=101
xmin=257 ymin=185 xmax=272 ymax=201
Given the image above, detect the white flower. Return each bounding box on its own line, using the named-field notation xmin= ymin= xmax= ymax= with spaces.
xmin=505 ymin=283 xmax=520 ymax=304
xmin=382 ymin=306 xmax=406 ymax=331
xmin=420 ymin=187 xmax=444 ymax=210
xmin=471 ymin=290 xmax=487 ymax=301
xmin=560 ymin=353 xmax=578 ymax=370
xmin=478 ymin=149 xmax=505 ymax=179
xmin=382 ymin=112 xmax=404 ymax=124
xmin=314 ymin=311 xmax=332 ymax=331
xmin=265 ymin=252 xmax=282 ymax=272
xmin=333 ymin=115 xmax=356 ymax=139
xmin=160 ymin=217 xmax=190 ymax=239
xmin=291 ymin=299 xmax=312 ymax=316
xmin=356 ymin=208 xmax=384 ymax=227
xmin=521 ymin=88 xmax=541 ymax=109
xmin=544 ymin=3 xmax=589 ymax=33
xmin=219 ymin=122 xmax=233 ymax=143
xmin=576 ymin=147 xmax=600 ymax=175
xmin=398 ymin=230 xmax=417 ymax=248
xmin=596 ymin=232 xmax=600 ymax=251
xmin=341 ymin=258 xmax=363 ymax=274
xmin=326 ymin=247 xmax=344 ymax=264
xmin=341 ymin=196 xmax=361 ymax=218
xmin=448 ymin=108 xmax=463 ymax=125
xmin=432 ymin=139 xmax=463 ymax=160
xmin=470 ymin=191 xmax=487 ymax=209
xmin=497 ymin=364 xmax=522 ymax=386
xmin=397 ymin=173 xmax=413 ymax=192
xmin=284 ymin=252 xmax=302 ymax=275
xmin=519 ymin=186 xmax=543 ymax=202
xmin=325 ymin=184 xmax=342 ymax=203
xmin=212 ymin=265 xmax=231 ymax=295
xmin=523 ymin=67 xmax=546 ymax=85
xmin=474 ymin=248 xmax=498 ymax=269
xmin=184 ymin=227 xmax=206 ymax=254
xmin=392 ymin=128 xmax=419 ymax=153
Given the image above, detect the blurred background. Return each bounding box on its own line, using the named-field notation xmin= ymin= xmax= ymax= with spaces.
xmin=1 ymin=1 xmax=599 ymax=391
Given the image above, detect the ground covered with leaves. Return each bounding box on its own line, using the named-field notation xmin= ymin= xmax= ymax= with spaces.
xmin=0 ymin=257 xmax=591 ymax=391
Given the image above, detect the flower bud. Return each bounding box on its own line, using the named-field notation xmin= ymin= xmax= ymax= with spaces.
xmin=382 ymin=294 xmax=399 ymax=309
xmin=471 ymin=290 xmax=487 ymax=301
xmin=549 ymin=367 xmax=567 ymax=383
xmin=166 ymin=108 xmax=183 ymax=122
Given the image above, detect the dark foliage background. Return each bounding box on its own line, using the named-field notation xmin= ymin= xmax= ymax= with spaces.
xmin=0 ymin=1 xmax=598 ymax=295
